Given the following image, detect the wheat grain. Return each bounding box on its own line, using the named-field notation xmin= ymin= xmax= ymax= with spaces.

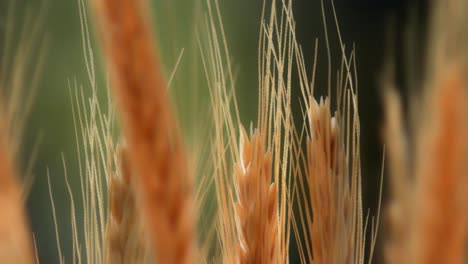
xmin=89 ymin=0 xmax=196 ymax=263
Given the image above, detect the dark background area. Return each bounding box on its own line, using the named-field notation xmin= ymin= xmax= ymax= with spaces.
xmin=0 ymin=0 xmax=429 ymax=263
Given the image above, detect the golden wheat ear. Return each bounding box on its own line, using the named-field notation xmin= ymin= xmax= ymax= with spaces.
xmin=288 ymin=1 xmax=375 ymax=262
xmin=384 ymin=66 xmax=468 ymax=264
xmin=0 ymin=125 xmax=35 ymax=264
xmin=382 ymin=85 xmax=409 ymax=264
xmin=233 ymin=126 xmax=278 ymax=264
xmin=89 ymin=0 xmax=196 ymax=263
xmin=297 ymin=92 xmax=366 ymax=264
xmin=202 ymin=0 xmax=294 ymax=262
xmin=105 ymin=145 xmax=150 ymax=264
xmin=63 ymin=65 xmax=151 ymax=264
xmin=410 ymin=65 xmax=468 ymax=264
xmin=306 ymin=98 xmax=348 ymax=264
xmin=0 ymin=1 xmax=46 ymax=262
xmin=383 ymin=0 xmax=468 ymax=263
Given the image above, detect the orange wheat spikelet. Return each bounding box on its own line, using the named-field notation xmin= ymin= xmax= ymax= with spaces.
xmin=234 ymin=126 xmax=278 ymax=264
xmin=0 ymin=120 xmax=34 ymax=264
xmin=90 ymin=0 xmax=196 ymax=263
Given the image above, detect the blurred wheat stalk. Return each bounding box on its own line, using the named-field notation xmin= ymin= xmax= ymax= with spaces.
xmin=384 ymin=1 xmax=468 ymax=264
xmin=0 ymin=1 xmax=45 ymax=262
xmin=1 ymin=0 xmax=468 ymax=263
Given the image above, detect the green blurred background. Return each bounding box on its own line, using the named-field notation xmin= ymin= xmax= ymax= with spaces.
xmin=0 ymin=0 xmax=427 ymax=263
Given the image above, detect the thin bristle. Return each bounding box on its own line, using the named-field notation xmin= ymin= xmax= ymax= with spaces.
xmin=90 ymin=0 xmax=196 ymax=263
xmin=234 ymin=126 xmax=278 ymax=264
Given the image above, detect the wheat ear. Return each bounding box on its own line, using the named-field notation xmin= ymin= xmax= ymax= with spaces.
xmin=0 ymin=122 xmax=34 ymax=264
xmin=408 ymin=65 xmax=468 ymax=264
xmin=0 ymin=2 xmax=44 ymax=262
xmin=382 ymin=86 xmax=410 ymax=264
xmin=305 ymin=97 xmax=356 ymax=264
xmin=384 ymin=0 xmax=468 ymax=262
xmin=385 ymin=66 xmax=468 ymax=264
xmin=203 ymin=1 xmax=293 ymax=262
xmin=90 ymin=0 xmax=196 ymax=263
xmin=105 ymin=145 xmax=148 ymax=264
xmin=233 ymin=126 xmax=277 ymax=264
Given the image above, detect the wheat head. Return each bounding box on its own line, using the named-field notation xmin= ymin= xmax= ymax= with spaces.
xmin=384 ymin=0 xmax=468 ymax=263
xmin=105 ymin=145 xmax=149 ymax=264
xmin=233 ymin=126 xmax=277 ymax=264
xmin=89 ymin=0 xmax=196 ymax=263
xmin=0 ymin=125 xmax=34 ymax=264
xmin=0 ymin=2 xmax=44 ymax=262
xmin=291 ymin=1 xmax=375 ymax=262
xmin=306 ymin=97 xmax=354 ymax=264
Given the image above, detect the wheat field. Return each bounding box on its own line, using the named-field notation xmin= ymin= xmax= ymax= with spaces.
xmin=0 ymin=0 xmax=467 ymax=263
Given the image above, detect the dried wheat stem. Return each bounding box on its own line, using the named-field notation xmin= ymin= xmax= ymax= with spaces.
xmin=90 ymin=0 xmax=196 ymax=263
xmin=307 ymin=97 xmax=353 ymax=264
xmin=409 ymin=65 xmax=468 ymax=264
xmin=105 ymin=146 xmax=148 ymax=264
xmin=0 ymin=122 xmax=34 ymax=264
xmin=234 ymin=126 xmax=277 ymax=264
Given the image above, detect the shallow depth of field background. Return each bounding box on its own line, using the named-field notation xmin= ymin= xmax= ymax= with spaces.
xmin=0 ymin=0 xmax=427 ymax=263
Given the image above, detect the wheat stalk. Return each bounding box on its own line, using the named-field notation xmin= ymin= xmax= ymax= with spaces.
xmin=89 ymin=0 xmax=196 ymax=263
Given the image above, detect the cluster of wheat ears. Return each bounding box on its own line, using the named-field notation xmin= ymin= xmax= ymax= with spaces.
xmin=0 ymin=0 xmax=467 ymax=263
